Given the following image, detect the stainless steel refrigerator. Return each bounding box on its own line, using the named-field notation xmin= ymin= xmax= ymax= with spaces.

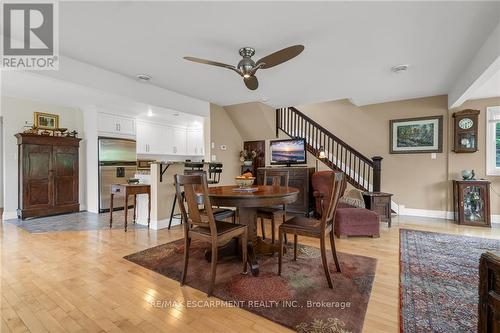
xmin=98 ymin=138 xmax=137 ymax=213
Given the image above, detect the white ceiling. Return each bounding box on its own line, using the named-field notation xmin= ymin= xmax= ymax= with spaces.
xmin=1 ymin=71 xmax=205 ymax=128
xmin=54 ymin=1 xmax=500 ymax=107
xmin=468 ymin=69 xmax=500 ymax=100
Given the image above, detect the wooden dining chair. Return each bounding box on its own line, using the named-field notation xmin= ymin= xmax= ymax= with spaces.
xmin=278 ymin=172 xmax=345 ymax=288
xmin=256 ymin=170 xmax=289 ymax=243
xmin=174 ymin=173 xmax=247 ymax=296
xmin=168 ymin=170 xmax=236 ymax=229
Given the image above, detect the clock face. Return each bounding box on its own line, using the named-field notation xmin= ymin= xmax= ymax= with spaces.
xmin=459 ymin=118 xmax=474 ymax=130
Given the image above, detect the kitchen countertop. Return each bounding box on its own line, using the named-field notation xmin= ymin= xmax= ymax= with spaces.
xmin=151 ymin=161 xmax=211 ymax=165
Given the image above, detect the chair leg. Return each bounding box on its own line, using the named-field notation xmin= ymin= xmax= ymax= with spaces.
xmin=168 ymin=195 xmax=177 ymax=230
xmin=181 ymin=236 xmax=191 ymax=285
xmin=260 ymin=218 xmax=266 ymax=240
xmin=271 ymin=216 xmax=276 ymax=244
xmin=208 ymin=242 xmax=218 ymax=297
xmin=278 ymin=229 xmax=284 ymax=276
xmin=241 ymin=232 xmax=248 ymax=274
xmin=329 ymin=229 xmax=341 ymax=272
xmin=320 ymin=235 xmax=333 ymax=288
xmin=293 ymin=234 xmax=298 ymax=261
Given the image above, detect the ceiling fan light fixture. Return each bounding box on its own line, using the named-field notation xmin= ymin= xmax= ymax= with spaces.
xmin=183 ymin=44 xmax=304 ymax=91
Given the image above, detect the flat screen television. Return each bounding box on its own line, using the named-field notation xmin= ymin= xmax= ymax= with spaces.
xmin=270 ymin=139 xmax=307 ymax=166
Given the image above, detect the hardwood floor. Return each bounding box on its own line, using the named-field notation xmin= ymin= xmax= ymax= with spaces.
xmin=2 ymin=211 xmax=499 ymax=333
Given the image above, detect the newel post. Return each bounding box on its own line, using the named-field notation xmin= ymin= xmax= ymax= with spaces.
xmin=275 ymin=108 xmax=280 ymax=138
xmin=372 ymin=156 xmax=383 ymax=192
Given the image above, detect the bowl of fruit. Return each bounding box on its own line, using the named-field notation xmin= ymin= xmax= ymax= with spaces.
xmin=235 ymin=172 xmax=255 ymax=188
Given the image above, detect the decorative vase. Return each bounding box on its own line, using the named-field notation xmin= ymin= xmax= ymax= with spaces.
xmin=461 ymin=169 xmax=474 ymax=180
xmin=243 ymin=160 xmax=253 ymax=166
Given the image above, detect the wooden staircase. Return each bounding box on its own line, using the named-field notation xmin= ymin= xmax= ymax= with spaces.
xmin=276 ymin=106 xmax=382 ymax=192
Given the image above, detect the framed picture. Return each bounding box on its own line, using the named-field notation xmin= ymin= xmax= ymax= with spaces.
xmin=34 ymin=112 xmax=59 ymax=130
xmin=390 ymin=115 xmax=443 ymax=154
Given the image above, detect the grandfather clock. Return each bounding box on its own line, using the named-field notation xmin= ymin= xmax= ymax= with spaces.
xmin=452 ymin=109 xmax=480 ymax=153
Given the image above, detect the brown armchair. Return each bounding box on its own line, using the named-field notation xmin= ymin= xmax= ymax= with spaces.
xmin=312 ymin=171 xmax=380 ymax=238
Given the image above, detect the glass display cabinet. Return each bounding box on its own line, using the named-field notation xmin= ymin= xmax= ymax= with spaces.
xmin=453 ymin=180 xmax=491 ymax=227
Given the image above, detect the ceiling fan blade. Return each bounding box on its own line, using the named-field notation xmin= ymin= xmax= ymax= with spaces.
xmin=244 ymin=76 xmax=258 ymax=90
xmin=256 ymin=45 xmax=304 ymax=69
xmin=183 ymin=56 xmax=241 ymax=74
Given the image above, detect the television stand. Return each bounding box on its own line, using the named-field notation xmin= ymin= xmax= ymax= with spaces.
xmin=257 ymin=166 xmax=315 ymax=216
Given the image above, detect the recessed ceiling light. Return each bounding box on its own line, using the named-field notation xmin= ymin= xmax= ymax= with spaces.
xmin=136 ymin=73 xmax=152 ymax=82
xmin=147 ymin=108 xmax=153 ymax=117
xmin=391 ymin=64 xmax=409 ymax=73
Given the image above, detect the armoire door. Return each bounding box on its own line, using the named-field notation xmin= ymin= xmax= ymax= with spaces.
xmin=53 ymin=146 xmax=79 ymax=206
xmin=22 ymin=144 xmax=54 ymax=209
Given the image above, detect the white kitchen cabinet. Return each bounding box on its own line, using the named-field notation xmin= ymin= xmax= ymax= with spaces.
xmin=98 ymin=113 xmax=135 ymax=137
xmin=187 ymin=128 xmax=204 ymax=156
xmin=136 ymin=121 xmax=152 ymax=154
xmin=136 ymin=121 xmax=203 ymax=156
xmin=137 ymin=121 xmax=173 ymax=155
xmin=172 ymin=127 xmax=187 ymax=155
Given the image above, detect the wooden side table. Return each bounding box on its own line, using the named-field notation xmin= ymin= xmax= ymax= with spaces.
xmin=110 ymin=184 xmax=151 ymax=231
xmin=363 ymin=192 xmax=393 ymax=227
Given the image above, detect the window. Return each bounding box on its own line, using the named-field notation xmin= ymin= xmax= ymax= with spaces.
xmin=487 ymin=106 xmax=500 ymax=175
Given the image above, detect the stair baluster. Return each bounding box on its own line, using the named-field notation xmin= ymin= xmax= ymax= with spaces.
xmin=276 ymin=107 xmax=382 ymax=192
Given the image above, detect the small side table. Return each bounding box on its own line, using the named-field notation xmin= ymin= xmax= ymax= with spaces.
xmin=363 ymin=192 xmax=393 ymax=227
xmin=110 ymin=184 xmax=151 ymax=231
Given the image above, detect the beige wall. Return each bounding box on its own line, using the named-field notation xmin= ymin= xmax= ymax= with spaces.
xmin=1 ymin=96 xmax=86 ymax=217
xmin=298 ymin=96 xmax=450 ymax=212
xmin=210 ymin=103 xmax=243 ymax=185
xmin=220 ymin=95 xmax=500 ymax=217
xmin=450 ymin=97 xmax=500 ymax=214
xmin=224 ymin=102 xmax=276 ymax=141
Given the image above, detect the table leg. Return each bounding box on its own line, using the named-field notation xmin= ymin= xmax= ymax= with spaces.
xmin=109 ymin=193 xmax=114 ymax=228
xmin=238 ymin=207 xmax=259 ymax=276
xmin=133 ymin=194 xmax=137 ymax=223
xmin=147 ymin=192 xmax=151 ymax=229
xmin=124 ymin=194 xmax=128 ymax=232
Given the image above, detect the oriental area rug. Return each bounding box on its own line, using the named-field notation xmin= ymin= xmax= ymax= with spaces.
xmin=125 ymin=239 xmax=377 ymax=333
xmin=400 ymin=229 xmax=500 ymax=333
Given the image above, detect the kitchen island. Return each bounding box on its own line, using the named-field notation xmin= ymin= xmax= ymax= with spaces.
xmin=134 ymin=161 xmax=212 ymax=229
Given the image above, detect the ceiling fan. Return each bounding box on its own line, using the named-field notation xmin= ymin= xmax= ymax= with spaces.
xmin=183 ymin=45 xmax=304 ymax=90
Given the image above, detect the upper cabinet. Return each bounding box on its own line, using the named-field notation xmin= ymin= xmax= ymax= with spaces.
xmin=136 ymin=120 xmax=203 ymax=156
xmin=98 ymin=113 xmax=135 ymax=138
xmin=173 ymin=127 xmax=187 ymax=155
xmin=186 ymin=128 xmax=204 ymax=156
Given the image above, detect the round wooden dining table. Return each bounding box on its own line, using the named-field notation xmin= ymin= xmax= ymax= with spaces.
xmin=202 ymin=184 xmax=299 ymax=276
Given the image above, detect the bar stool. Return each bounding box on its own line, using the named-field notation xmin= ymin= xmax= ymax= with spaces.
xmin=207 ymin=163 xmax=223 ymax=184
xmin=168 ymin=166 xmax=235 ymax=229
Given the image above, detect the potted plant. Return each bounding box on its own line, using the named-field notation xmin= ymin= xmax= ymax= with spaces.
xmin=240 ymin=149 xmax=258 ymax=166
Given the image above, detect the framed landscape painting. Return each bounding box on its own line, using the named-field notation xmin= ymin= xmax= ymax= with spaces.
xmin=34 ymin=112 xmax=59 ymax=130
xmin=390 ymin=115 xmax=443 ymax=154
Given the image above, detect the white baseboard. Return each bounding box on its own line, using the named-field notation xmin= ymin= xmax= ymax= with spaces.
xmin=2 ymin=211 xmax=18 ymax=220
xmin=136 ymin=216 xmax=181 ymax=230
xmin=398 ymin=204 xmax=500 ymax=224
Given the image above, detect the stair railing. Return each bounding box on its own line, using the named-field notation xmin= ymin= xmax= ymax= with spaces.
xmin=276 ymin=107 xmax=382 ymax=192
